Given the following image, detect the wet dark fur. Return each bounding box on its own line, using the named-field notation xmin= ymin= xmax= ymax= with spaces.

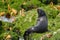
xmin=23 ymin=9 xmax=48 ymax=40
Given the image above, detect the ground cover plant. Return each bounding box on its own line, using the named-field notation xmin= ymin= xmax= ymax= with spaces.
xmin=0 ymin=0 xmax=60 ymax=40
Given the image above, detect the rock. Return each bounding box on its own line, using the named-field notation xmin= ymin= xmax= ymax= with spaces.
xmin=0 ymin=16 xmax=15 ymax=23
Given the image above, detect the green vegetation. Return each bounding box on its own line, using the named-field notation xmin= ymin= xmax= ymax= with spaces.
xmin=0 ymin=0 xmax=60 ymax=40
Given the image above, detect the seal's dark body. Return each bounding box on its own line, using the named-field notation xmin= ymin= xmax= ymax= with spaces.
xmin=23 ymin=9 xmax=48 ymax=40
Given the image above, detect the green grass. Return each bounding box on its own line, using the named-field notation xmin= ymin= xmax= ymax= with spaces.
xmin=0 ymin=0 xmax=60 ymax=40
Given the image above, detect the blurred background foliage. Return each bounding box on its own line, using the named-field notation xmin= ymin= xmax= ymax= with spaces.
xmin=0 ymin=0 xmax=60 ymax=40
